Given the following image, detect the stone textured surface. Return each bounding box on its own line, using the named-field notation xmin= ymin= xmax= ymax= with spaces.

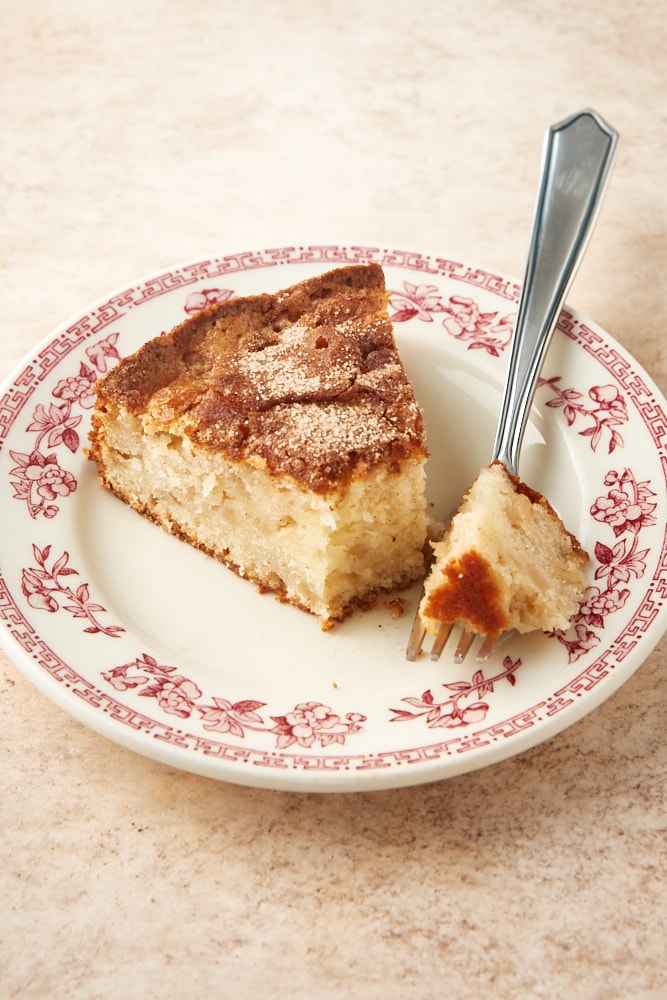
xmin=1 ymin=2 xmax=666 ymax=997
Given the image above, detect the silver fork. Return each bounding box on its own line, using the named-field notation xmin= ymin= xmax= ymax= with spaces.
xmin=406 ymin=108 xmax=619 ymax=663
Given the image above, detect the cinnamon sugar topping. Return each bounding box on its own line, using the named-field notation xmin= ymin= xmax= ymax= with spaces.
xmin=233 ymin=323 xmax=361 ymax=403
xmin=94 ymin=264 xmax=428 ymax=493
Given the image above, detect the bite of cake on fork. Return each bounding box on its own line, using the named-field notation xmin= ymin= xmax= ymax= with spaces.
xmin=407 ymin=108 xmax=619 ymax=663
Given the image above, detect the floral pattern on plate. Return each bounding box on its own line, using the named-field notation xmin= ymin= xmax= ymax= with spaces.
xmin=1 ymin=244 xmax=666 ymax=791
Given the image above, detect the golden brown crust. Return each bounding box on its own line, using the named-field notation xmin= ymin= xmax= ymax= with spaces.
xmin=90 ymin=264 xmax=427 ymax=494
xmin=422 ymin=549 xmax=508 ymax=638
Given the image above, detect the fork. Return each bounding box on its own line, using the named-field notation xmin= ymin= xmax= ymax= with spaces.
xmin=406 ymin=108 xmax=619 ymax=663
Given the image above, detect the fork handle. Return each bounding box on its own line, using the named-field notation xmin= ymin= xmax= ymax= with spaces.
xmin=492 ymin=108 xmax=619 ymax=477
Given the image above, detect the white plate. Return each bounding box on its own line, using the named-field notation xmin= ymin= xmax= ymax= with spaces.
xmin=2 ymin=244 xmax=666 ymax=792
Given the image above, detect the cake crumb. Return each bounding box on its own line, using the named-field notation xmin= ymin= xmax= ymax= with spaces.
xmin=381 ymin=598 xmax=406 ymax=619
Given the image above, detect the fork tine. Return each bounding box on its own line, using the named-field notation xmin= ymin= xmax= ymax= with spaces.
xmin=475 ymin=633 xmax=498 ymax=662
xmin=453 ymin=627 xmax=476 ymax=663
xmin=405 ymin=600 xmax=505 ymax=664
xmin=430 ymin=622 xmax=452 ymax=660
xmin=405 ymin=609 xmax=427 ymax=661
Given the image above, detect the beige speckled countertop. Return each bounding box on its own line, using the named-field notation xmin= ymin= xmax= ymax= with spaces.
xmin=2 ymin=2 xmax=666 ymax=997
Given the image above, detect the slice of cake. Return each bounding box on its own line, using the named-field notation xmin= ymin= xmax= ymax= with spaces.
xmin=88 ymin=263 xmax=429 ymax=628
xmin=419 ymin=460 xmax=588 ymax=639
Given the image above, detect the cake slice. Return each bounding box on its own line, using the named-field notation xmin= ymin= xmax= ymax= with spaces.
xmin=419 ymin=461 xmax=588 ymax=639
xmin=88 ymin=263 xmax=429 ymax=628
